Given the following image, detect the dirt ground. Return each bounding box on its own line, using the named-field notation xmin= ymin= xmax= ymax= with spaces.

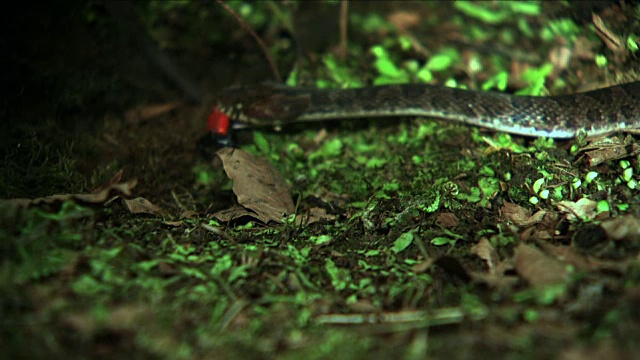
xmin=2 ymin=1 xmax=640 ymax=359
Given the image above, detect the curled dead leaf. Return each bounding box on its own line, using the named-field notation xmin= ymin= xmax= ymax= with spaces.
xmin=468 ymin=238 xmax=517 ymax=289
xmin=556 ymin=198 xmax=598 ymax=221
xmin=502 ymin=201 xmax=546 ymax=227
xmin=6 ymin=178 xmax=137 ymax=208
xmin=470 ymin=238 xmax=498 ymax=273
xmin=213 ymin=148 xmax=294 ymax=223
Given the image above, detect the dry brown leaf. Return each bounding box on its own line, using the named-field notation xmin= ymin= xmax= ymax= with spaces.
xmin=575 ymin=135 xmax=640 ymax=166
xmin=213 ymin=205 xmax=258 ymax=223
xmin=387 ymin=11 xmax=420 ymax=33
xmin=411 ymin=258 xmax=434 ymax=273
xmin=548 ymin=46 xmax=572 ymax=74
xmin=556 ymin=198 xmax=598 ymax=221
xmin=536 ymin=240 xmax=629 ymax=273
xmin=122 ymin=197 xmax=169 ymax=217
xmin=213 ymin=148 xmax=294 ymax=223
xmin=471 ymin=237 xmax=498 ymax=272
xmin=592 ymin=13 xmax=626 ymax=56
xmin=599 ymin=215 xmax=640 ymax=241
xmin=584 ymin=143 xmax=640 ymax=166
xmin=125 ymin=102 xmax=182 ymax=123
xmin=92 ymin=169 xmax=125 ymax=193
xmin=514 ymin=243 xmax=569 ymax=288
xmin=502 ymin=201 xmax=547 ymax=227
xmin=6 ymin=178 xmax=138 ymax=207
xmin=179 ymin=209 xmax=199 ymax=219
xmin=295 ymin=207 xmax=335 ymax=225
xmin=436 ymin=212 xmax=459 ymax=228
xmin=469 ymin=237 xmax=517 ymax=288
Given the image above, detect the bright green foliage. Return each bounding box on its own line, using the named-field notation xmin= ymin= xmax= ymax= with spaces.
xmin=628 ymin=34 xmax=639 ymax=52
xmin=481 ymin=72 xmax=509 ymax=91
xmin=322 ymin=54 xmax=364 ymax=88
xmin=392 ymin=230 xmax=414 ymax=253
xmin=325 ymin=258 xmax=351 ymax=291
xmin=540 ymin=18 xmax=581 ymax=42
xmin=516 ymin=63 xmax=554 ymax=95
xmin=425 ymin=48 xmax=461 ymax=72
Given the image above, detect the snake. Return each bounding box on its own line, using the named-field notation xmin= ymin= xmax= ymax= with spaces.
xmin=207 ymin=81 xmax=640 ymax=141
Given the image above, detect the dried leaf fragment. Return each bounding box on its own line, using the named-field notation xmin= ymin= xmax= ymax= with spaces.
xmin=502 ymin=201 xmax=546 ymax=227
xmin=556 ymin=198 xmax=597 ymax=221
xmin=536 ymin=240 xmax=628 ymax=273
xmin=600 ymin=215 xmax=640 ymax=241
xmin=514 ymin=244 xmax=569 ymax=288
xmin=436 ymin=212 xmax=459 ymax=228
xmin=125 ymin=102 xmax=182 ymax=123
xmin=6 ymin=178 xmax=137 ymax=207
xmin=122 ymin=197 xmax=170 ymax=217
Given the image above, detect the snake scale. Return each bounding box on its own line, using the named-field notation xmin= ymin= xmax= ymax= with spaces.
xmin=211 ymin=81 xmax=640 ymax=140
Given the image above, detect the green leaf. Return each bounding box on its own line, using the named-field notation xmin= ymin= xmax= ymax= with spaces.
xmin=426 ymin=51 xmax=456 ymax=72
xmin=454 ymin=1 xmax=509 ymax=24
xmin=417 ymin=67 xmax=433 ymax=82
xmin=419 ymin=193 xmax=440 ymax=213
xmin=507 ymin=2 xmax=540 ymax=15
xmin=627 ymin=34 xmax=639 ymax=52
xmin=310 ymin=235 xmax=333 ymax=246
xmin=382 ymin=182 xmax=400 ymax=192
xmin=399 ymin=35 xmax=412 ymax=51
xmin=431 ymin=237 xmax=455 ymax=246
xmin=325 ymin=258 xmax=350 ymax=291
xmin=375 ymin=57 xmax=404 ymax=78
xmin=392 ymin=231 xmax=414 ymax=253
xmin=457 ymin=187 xmax=482 ymax=203
xmin=366 ymin=157 xmax=387 ymax=168
xmin=481 ymin=72 xmax=509 ymax=91
xmin=253 ymin=132 xmax=271 ymax=154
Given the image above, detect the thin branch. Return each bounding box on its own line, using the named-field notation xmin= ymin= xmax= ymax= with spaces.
xmin=337 ymin=0 xmax=349 ymax=58
xmin=216 ymin=0 xmax=282 ymax=82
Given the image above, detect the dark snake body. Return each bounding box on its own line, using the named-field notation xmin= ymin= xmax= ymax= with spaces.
xmin=217 ymin=81 xmax=640 ymax=139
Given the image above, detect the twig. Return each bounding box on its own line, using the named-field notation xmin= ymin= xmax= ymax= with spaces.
xmin=216 ymin=0 xmax=282 ymax=82
xmin=337 ymin=0 xmax=349 ymax=58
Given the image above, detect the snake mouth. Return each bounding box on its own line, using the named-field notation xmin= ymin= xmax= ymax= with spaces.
xmin=199 ymin=106 xmax=236 ymax=157
xmin=197 ymin=131 xmax=234 ymax=159
xmin=207 ymin=106 xmax=232 ymax=136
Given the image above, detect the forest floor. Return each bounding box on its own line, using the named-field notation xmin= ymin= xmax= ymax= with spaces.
xmin=2 ymin=2 xmax=640 ymax=359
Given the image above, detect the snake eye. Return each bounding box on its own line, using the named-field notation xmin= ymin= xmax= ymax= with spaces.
xmin=207 ymin=106 xmax=231 ymax=136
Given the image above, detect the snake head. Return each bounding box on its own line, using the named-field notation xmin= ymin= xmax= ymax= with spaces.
xmin=196 ymin=105 xmax=235 ymax=156
xmin=200 ymin=84 xmax=314 ymax=154
xmin=207 ymin=105 xmax=232 ymax=136
xmin=216 ymin=84 xmax=312 ymax=127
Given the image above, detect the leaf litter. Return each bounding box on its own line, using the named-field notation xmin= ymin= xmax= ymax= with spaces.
xmin=5 ymin=169 xmax=138 ymax=208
